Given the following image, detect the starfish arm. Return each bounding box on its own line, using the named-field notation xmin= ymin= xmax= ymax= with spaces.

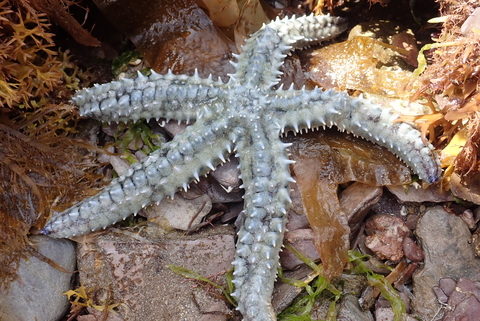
xmin=73 ymin=70 xmax=226 ymax=123
xmin=42 ymin=118 xmax=234 ymax=238
xmin=270 ymin=88 xmax=442 ymax=183
xmin=231 ymin=123 xmax=294 ymax=321
xmin=232 ymin=14 xmax=347 ymax=89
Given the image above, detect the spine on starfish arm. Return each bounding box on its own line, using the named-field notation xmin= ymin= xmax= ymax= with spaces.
xmin=42 ymin=119 xmax=234 ymax=238
xmin=72 ymin=70 xmax=225 ymax=124
xmin=275 ymin=88 xmax=442 ymax=183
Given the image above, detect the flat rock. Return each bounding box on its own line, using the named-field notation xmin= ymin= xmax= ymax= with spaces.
xmin=337 ymin=294 xmax=374 ymax=321
xmin=285 ymin=181 xmax=309 ymax=231
xmin=209 ymin=157 xmax=242 ymax=193
xmin=0 ymin=235 xmax=76 ymax=321
xmin=434 ymin=278 xmax=480 ymax=321
xmin=76 ymin=225 xmax=236 ymax=320
xmin=146 ymin=193 xmax=212 ymax=231
xmin=374 ymin=307 xmax=417 ymax=321
xmin=450 ymin=173 xmax=480 ymax=205
xmin=412 ymin=206 xmax=480 ymax=320
xmin=280 ymin=228 xmax=319 ymax=270
xmin=387 ymin=184 xmax=454 ymax=203
xmin=364 ymin=214 xmax=410 ymax=261
xmin=340 ymin=182 xmax=382 ymax=236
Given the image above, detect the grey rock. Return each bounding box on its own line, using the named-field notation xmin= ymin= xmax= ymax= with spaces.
xmin=412 ymin=206 xmax=480 ymax=320
xmin=146 ymin=193 xmax=212 ymax=231
xmin=374 ymin=307 xmax=416 ymax=321
xmin=340 ymin=182 xmax=382 ymax=236
xmin=209 ymin=157 xmax=242 ymax=193
xmin=76 ymin=225 xmax=236 ymax=320
xmin=271 ymin=265 xmax=316 ymax=314
xmin=197 ymin=176 xmax=244 ymax=204
xmin=387 ymin=184 xmax=454 ymax=203
xmin=337 ymin=294 xmax=374 ymax=321
xmin=279 ymin=228 xmax=319 ymax=270
xmin=162 ymin=119 xmax=188 ymax=137
xmin=285 ymin=181 xmax=309 ymax=231
xmin=0 ymin=235 xmax=76 ymax=321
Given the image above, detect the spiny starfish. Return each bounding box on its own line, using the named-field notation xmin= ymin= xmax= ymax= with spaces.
xmin=43 ymin=14 xmax=441 ymax=320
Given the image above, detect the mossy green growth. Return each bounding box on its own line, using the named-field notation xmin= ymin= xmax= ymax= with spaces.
xmin=348 ymin=250 xmax=407 ymax=321
xmin=113 ymin=120 xmax=163 ymax=165
xmin=111 ymin=50 xmax=143 ymax=78
xmin=167 ymin=264 xmax=237 ymax=307
xmin=277 ymin=243 xmax=341 ymax=321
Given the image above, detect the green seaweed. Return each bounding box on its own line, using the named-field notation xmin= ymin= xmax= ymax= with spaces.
xmin=348 ymin=250 xmax=407 ymax=321
xmin=111 ymin=50 xmax=143 ymax=78
xmin=277 ymin=243 xmax=341 ymax=321
xmin=167 ymin=264 xmax=237 ymax=306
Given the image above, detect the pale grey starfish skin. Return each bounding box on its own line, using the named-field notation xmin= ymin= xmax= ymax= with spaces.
xmin=43 ymin=14 xmax=441 ymax=320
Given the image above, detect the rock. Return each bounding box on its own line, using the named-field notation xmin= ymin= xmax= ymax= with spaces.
xmin=311 ymin=292 xmax=375 ymax=321
xmin=272 ymin=265 xmax=316 ymax=313
xmin=162 ymin=120 xmax=188 ymax=136
xmin=209 ymin=157 xmax=242 ymax=193
xmin=280 ymin=228 xmax=319 ymax=270
xmin=412 ymin=206 xmax=480 ymax=320
xmin=387 ymin=184 xmax=454 ymax=203
xmin=445 ymin=278 xmax=480 ymax=319
xmin=339 ymin=182 xmax=382 ymax=236
xmin=197 ymin=176 xmax=244 ymax=204
xmin=146 ymin=193 xmax=212 ymax=231
xmin=337 ymin=294 xmax=374 ymax=321
xmin=374 ymin=307 xmax=417 ymax=321
xmin=97 ymin=145 xmax=132 ymax=176
xmin=0 ymin=235 xmax=76 ymax=321
xmin=450 ymin=173 xmax=480 ymax=205
xmin=76 ymin=225 xmax=236 ymax=320
xmin=364 ymin=214 xmax=410 ymax=261
xmin=402 ymin=236 xmax=424 ymax=262
xmin=285 ymin=181 xmax=310 ymax=231
xmin=78 ymin=308 xmax=124 ymax=321
xmin=460 ymin=209 xmax=477 ymax=230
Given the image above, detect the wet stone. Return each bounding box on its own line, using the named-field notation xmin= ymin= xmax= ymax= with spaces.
xmin=279 ymin=228 xmax=319 ymax=270
xmin=210 ymin=157 xmax=242 ymax=193
xmin=434 ymin=278 xmax=480 ymax=321
xmin=412 ymin=206 xmax=480 ymax=320
xmin=146 ymin=193 xmax=212 ymax=231
xmin=340 ymin=182 xmax=382 ymax=237
xmin=76 ymin=225 xmax=236 ymax=320
xmin=0 ymin=235 xmax=76 ymax=321
xmin=364 ymin=214 xmax=410 ymax=261
xmin=387 ymin=184 xmax=454 ymax=203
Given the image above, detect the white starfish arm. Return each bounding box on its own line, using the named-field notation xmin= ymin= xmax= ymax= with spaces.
xmin=232 ymin=14 xmax=347 ymax=89
xmin=73 ymin=70 xmax=228 ymax=124
xmin=270 ymin=88 xmax=441 ymax=184
xmin=231 ymin=123 xmax=295 ymax=321
xmin=43 ymin=118 xmax=234 ymax=238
